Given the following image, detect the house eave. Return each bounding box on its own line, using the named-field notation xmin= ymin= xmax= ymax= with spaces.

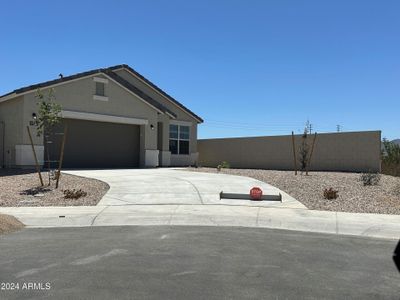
xmin=0 ymin=92 xmax=18 ymax=103
xmin=113 ymin=66 xmax=203 ymax=123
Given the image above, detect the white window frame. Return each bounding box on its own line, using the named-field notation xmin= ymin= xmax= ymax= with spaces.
xmin=93 ymin=77 xmax=109 ymax=84
xmin=93 ymin=77 xmax=109 ymax=101
xmin=169 ymin=124 xmax=190 ymax=155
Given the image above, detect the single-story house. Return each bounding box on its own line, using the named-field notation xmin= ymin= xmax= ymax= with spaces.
xmin=0 ymin=64 xmax=203 ymax=168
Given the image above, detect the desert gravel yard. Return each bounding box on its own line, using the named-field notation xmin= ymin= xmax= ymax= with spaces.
xmin=0 ymin=169 xmax=109 ymax=207
xmin=188 ymin=168 xmax=400 ymax=215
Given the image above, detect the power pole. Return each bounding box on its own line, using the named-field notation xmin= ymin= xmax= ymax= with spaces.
xmin=336 ymin=125 xmax=341 ymax=132
xmin=309 ymin=123 xmax=313 ymax=134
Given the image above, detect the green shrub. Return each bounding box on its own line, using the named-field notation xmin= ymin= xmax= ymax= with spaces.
xmin=323 ymin=188 xmax=338 ymax=200
xmin=381 ymin=140 xmax=400 ymax=177
xmin=382 ymin=161 xmax=400 ymax=177
xmin=360 ymin=172 xmax=381 ymax=186
xmin=382 ymin=139 xmax=400 ymax=164
xmin=217 ymin=161 xmax=230 ymax=171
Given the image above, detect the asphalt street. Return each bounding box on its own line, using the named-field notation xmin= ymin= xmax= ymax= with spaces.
xmin=0 ymin=226 xmax=399 ymax=299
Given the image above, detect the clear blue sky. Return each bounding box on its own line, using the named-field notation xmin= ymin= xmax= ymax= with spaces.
xmin=1 ymin=1 xmax=399 ymax=139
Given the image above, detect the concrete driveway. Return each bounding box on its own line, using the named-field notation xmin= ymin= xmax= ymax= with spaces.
xmin=63 ymin=168 xmax=305 ymax=208
xmin=2 ymin=169 xmax=400 ymax=238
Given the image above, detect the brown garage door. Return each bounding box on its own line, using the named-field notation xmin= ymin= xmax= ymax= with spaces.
xmin=46 ymin=119 xmax=140 ymax=168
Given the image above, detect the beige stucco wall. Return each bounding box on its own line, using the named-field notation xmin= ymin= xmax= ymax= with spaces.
xmin=0 ymin=96 xmax=24 ymax=167
xmin=21 ymin=74 xmax=162 ymax=167
xmin=198 ymin=131 xmax=381 ymax=172
xmin=23 ymin=74 xmax=159 ymax=147
xmin=115 ymin=69 xmax=199 ymax=159
xmin=114 ymin=69 xmax=196 ymax=121
xmin=2 ymin=69 xmax=201 ymax=168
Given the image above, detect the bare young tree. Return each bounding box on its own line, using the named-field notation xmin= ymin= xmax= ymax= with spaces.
xmin=34 ymin=88 xmax=62 ymax=185
xmin=298 ymin=124 xmax=310 ymax=173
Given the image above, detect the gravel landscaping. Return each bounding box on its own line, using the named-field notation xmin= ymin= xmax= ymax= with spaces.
xmin=0 ymin=214 xmax=24 ymax=234
xmin=0 ymin=169 xmax=109 ymax=207
xmin=188 ymin=168 xmax=400 ymax=215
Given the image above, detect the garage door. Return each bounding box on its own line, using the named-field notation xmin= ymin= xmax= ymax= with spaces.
xmin=46 ymin=118 xmax=140 ymax=168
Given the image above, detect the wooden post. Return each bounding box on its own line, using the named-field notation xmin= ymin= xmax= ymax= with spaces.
xmin=306 ymin=132 xmax=317 ymax=175
xmin=291 ymin=131 xmax=298 ymax=175
xmin=27 ymin=126 xmax=44 ymax=186
xmin=55 ymin=125 xmax=68 ymax=189
xmin=45 ymin=134 xmax=51 ymax=186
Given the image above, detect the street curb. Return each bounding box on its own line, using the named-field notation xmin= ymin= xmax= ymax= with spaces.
xmin=1 ymin=205 xmax=399 ymax=240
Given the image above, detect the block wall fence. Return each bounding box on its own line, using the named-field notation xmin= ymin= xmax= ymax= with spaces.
xmin=198 ymin=131 xmax=381 ymax=172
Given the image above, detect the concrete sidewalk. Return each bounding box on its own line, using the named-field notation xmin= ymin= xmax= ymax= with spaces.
xmin=1 ymin=205 xmax=399 ymax=239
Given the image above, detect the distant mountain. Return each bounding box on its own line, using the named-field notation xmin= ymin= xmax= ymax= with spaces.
xmin=392 ymin=139 xmax=400 ymax=145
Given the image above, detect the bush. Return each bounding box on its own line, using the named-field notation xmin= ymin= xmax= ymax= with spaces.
xmin=381 ymin=140 xmax=400 ymax=177
xmin=323 ymin=188 xmax=339 ymax=200
xmin=63 ymin=189 xmax=87 ymax=199
xmin=360 ymin=172 xmax=381 ymax=186
xmin=217 ymin=161 xmax=230 ymax=171
xmin=382 ymin=139 xmax=400 ymax=164
xmin=382 ymin=161 xmax=400 ymax=177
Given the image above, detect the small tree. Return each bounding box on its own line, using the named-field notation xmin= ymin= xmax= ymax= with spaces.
xmin=35 ymin=89 xmax=62 ymax=185
xmin=382 ymin=139 xmax=400 ymax=165
xmin=382 ymin=139 xmax=400 ymax=177
xmin=298 ymin=124 xmax=310 ymax=173
xmin=35 ymin=89 xmax=61 ymax=137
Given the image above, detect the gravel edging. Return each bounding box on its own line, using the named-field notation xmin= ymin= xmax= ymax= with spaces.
xmin=187 ymin=168 xmax=400 ymax=215
xmin=0 ymin=214 xmax=25 ymax=234
xmin=0 ymin=170 xmax=109 ymax=207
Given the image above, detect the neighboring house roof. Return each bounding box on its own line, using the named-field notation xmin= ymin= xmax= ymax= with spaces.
xmin=0 ymin=64 xmax=203 ymax=123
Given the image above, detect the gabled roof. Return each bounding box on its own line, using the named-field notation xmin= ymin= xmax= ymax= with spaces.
xmin=103 ymin=70 xmax=176 ymax=118
xmin=0 ymin=64 xmax=204 ymax=122
xmin=110 ymin=65 xmax=203 ymax=123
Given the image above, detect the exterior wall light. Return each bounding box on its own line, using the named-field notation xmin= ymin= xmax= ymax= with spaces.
xmin=30 ymin=113 xmax=38 ymax=126
xmin=150 ymin=124 xmax=155 ymax=130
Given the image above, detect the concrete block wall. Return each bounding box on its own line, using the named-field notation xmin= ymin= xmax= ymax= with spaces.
xmin=198 ymin=131 xmax=381 ymax=172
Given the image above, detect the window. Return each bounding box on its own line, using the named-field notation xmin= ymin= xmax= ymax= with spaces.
xmin=95 ymin=82 xmax=105 ymax=96
xmin=93 ymin=77 xmax=108 ymax=101
xmin=169 ymin=124 xmax=190 ymax=155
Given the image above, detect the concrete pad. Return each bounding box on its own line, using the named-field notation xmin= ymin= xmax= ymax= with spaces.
xmin=0 ymin=206 xmax=104 ymax=227
xmin=336 ymin=211 xmax=400 ymax=239
xmin=170 ymin=205 xmax=259 ymax=227
xmin=93 ymin=205 xmax=177 ymax=226
xmin=257 ymin=208 xmax=337 ymax=234
xmin=103 ymin=192 xmax=201 ymax=205
xmin=63 ymin=169 xmax=306 ymax=209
